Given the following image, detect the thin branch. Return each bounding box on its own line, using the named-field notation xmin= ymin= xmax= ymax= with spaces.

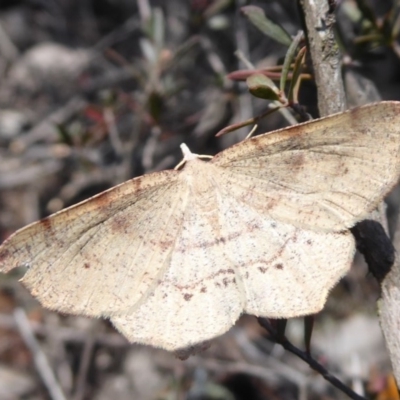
xmin=258 ymin=318 xmax=368 ymax=400
xmin=215 ymin=105 xmax=282 ymax=137
xmin=299 ymin=0 xmax=346 ymax=115
xmin=14 ymin=308 xmax=67 ymax=400
xmin=0 ymin=312 xmax=127 ymax=347
xmin=379 ymin=217 xmax=400 ymax=385
xmin=73 ymin=336 xmax=95 ymax=400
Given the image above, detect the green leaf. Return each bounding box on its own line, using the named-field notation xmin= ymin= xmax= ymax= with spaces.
xmin=355 ymin=0 xmax=378 ymax=28
xmin=241 ymin=6 xmax=292 ymax=46
xmin=288 ymin=46 xmax=306 ymax=103
xmin=280 ymin=31 xmax=304 ymax=92
xmin=247 ymin=73 xmax=281 ymax=101
xmin=391 ymin=11 xmax=400 ymax=41
xmin=56 ymin=124 xmax=74 ymax=146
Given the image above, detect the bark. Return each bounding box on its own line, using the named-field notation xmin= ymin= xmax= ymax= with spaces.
xmin=299 ymin=0 xmax=346 ymax=115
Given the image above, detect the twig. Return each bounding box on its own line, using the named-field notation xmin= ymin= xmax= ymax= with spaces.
xmin=232 ymin=0 xmax=254 ymax=144
xmin=73 ymin=336 xmax=96 ymax=400
xmin=230 ymin=328 xmax=310 ymax=388
xmin=227 ymin=69 xmax=313 ymax=81
xmin=11 ymin=96 xmax=87 ymax=150
xmin=0 ymin=21 xmax=18 ymax=62
xmin=13 ymin=308 xmax=67 ymax=400
xmin=137 ymin=0 xmax=152 ymax=22
xmin=258 ymin=318 xmax=368 ymax=400
xmin=379 ymin=217 xmax=400 ymax=384
xmin=94 ymin=17 xmax=140 ymax=50
xmin=103 ymin=107 xmax=124 ymax=158
xmin=200 ymin=36 xmax=229 ymax=86
xmin=0 ymin=160 xmax=62 ymax=189
xmin=0 ymin=312 xmax=127 ymax=347
xmin=215 ymin=105 xmax=282 ymax=137
xmin=299 ymin=0 xmax=346 ymax=115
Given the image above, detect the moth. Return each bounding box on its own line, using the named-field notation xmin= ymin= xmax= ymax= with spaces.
xmin=1 ymin=102 xmax=400 ymax=351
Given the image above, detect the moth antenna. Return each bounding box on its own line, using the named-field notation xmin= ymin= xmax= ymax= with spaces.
xmin=175 ymin=144 xmax=213 ymax=170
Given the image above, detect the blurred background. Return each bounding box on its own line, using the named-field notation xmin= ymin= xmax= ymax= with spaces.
xmin=0 ymin=0 xmax=400 ymax=399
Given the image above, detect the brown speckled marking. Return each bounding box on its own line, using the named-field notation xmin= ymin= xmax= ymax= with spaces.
xmin=251 ymin=137 xmax=267 ymax=154
xmin=133 ymin=176 xmax=142 ymax=192
xmin=183 ymin=293 xmax=193 ymax=301
xmin=289 ymin=152 xmax=305 ymax=170
xmin=249 ymin=236 xmax=293 ymax=268
xmin=0 ymin=248 xmax=10 ymax=263
xmin=150 ymin=239 xmax=175 ymax=252
xmin=306 ymin=239 xmax=312 ymax=245
xmin=39 ymin=217 xmax=52 ymax=231
xmin=174 ymin=268 xmax=236 ymax=292
xmin=275 ymin=263 xmax=284 ymax=270
xmin=200 ymin=287 xmax=207 ymax=293
xmin=156 ymin=240 xmax=175 ymax=251
xmin=110 ymin=214 xmax=131 ymax=234
xmin=258 ymin=266 xmax=268 ymax=274
xmin=91 ymin=190 xmax=113 ymax=212
xmin=349 ymin=106 xmax=361 ymax=119
xmin=177 ymin=223 xmax=265 ymax=252
xmin=197 ymin=232 xmax=240 ymax=249
xmin=269 ymin=198 xmax=279 ymax=210
xmin=84 ymin=263 xmax=90 ymax=269
xmin=247 ymin=222 xmax=261 ymax=232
